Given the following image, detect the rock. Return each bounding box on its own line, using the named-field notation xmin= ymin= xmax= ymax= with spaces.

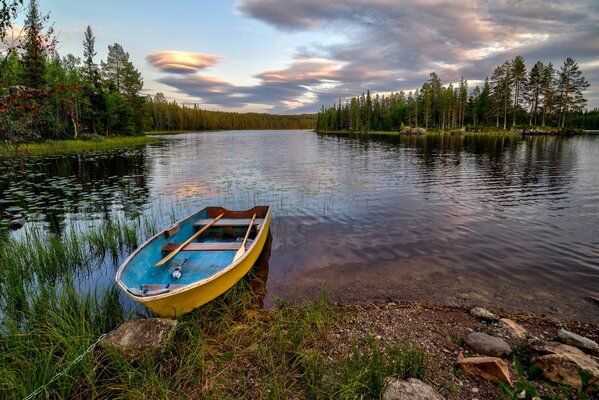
xmin=557 ymin=328 xmax=599 ymax=351
xmin=469 ymin=307 xmax=499 ymax=321
xmin=101 ymin=318 xmax=178 ymax=360
xmin=499 ymin=318 xmax=527 ymax=340
xmin=383 ymin=378 xmax=445 ymax=400
xmin=529 ymin=341 xmax=599 ymax=389
xmin=465 ymin=332 xmax=512 ymax=357
xmin=457 ymin=353 xmax=511 ymax=384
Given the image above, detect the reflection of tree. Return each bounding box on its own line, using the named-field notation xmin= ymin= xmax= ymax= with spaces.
xmin=316 ymin=133 xmax=577 ymax=204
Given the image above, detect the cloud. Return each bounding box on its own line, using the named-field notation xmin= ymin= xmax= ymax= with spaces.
xmin=153 ymin=0 xmax=599 ymax=112
xmin=237 ymin=0 xmax=599 ymax=107
xmin=147 ymin=51 xmax=223 ymax=74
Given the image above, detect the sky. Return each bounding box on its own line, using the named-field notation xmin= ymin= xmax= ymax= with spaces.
xmin=18 ymin=0 xmax=599 ymax=113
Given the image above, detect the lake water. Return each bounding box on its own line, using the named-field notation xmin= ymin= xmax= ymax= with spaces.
xmin=2 ymin=130 xmax=598 ymax=322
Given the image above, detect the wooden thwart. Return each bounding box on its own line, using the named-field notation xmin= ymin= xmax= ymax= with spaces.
xmin=193 ymin=218 xmax=265 ymax=228
xmin=161 ymin=242 xmax=241 ymax=252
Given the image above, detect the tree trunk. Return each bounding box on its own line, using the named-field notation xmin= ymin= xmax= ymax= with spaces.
xmin=71 ymin=116 xmax=78 ymax=139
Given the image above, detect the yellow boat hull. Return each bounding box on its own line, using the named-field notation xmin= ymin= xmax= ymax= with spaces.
xmin=116 ymin=206 xmax=271 ymax=318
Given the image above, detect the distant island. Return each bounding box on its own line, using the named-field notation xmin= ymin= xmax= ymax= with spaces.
xmin=316 ymin=56 xmax=596 ymax=134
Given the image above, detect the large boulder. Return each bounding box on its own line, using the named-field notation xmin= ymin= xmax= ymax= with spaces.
xmin=465 ymin=332 xmax=512 ymax=357
xmin=529 ymin=341 xmax=599 ymax=389
xmin=457 ymin=353 xmax=511 ymax=384
xmin=383 ymin=378 xmax=445 ymax=400
xmin=101 ymin=318 xmax=178 ymax=360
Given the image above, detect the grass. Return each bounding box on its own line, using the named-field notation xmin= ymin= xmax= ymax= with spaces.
xmin=0 ymin=136 xmax=159 ymax=156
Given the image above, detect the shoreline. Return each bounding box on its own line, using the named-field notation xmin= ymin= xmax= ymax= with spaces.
xmin=315 ymin=127 xmax=589 ymax=136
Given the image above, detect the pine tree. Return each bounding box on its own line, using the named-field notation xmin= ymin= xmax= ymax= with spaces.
xmin=511 ymin=55 xmax=527 ymax=126
xmin=556 ymin=57 xmax=589 ymax=128
xmin=541 ymin=63 xmax=555 ymax=127
xmin=458 ymin=77 xmax=468 ymax=127
xmin=101 ymin=43 xmax=127 ymax=92
xmin=526 ymin=61 xmax=544 ymax=126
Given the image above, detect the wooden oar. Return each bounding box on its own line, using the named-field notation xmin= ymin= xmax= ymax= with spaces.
xmin=155 ymin=213 xmax=225 ymax=267
xmin=233 ymin=213 xmax=256 ymax=262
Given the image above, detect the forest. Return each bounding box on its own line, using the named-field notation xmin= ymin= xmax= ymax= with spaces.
xmin=0 ymin=1 xmax=316 ymax=144
xmin=316 ymin=57 xmax=596 ymax=132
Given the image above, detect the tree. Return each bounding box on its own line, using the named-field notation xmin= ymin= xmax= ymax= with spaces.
xmin=511 ymin=55 xmax=527 ymax=126
xmin=458 ymin=77 xmax=468 ymax=127
xmin=525 ymin=61 xmax=543 ymax=126
xmin=82 ymin=25 xmax=98 ymax=83
xmin=555 ymin=57 xmax=589 ymax=128
xmin=101 ymin=43 xmax=127 ymax=92
xmin=20 ymin=0 xmax=45 ymax=92
xmin=540 ymin=63 xmax=555 ymax=127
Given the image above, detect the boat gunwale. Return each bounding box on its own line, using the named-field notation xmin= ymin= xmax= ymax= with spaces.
xmin=115 ymin=205 xmax=271 ymax=303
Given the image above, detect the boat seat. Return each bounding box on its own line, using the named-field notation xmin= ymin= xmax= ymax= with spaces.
xmin=161 ymin=242 xmax=242 ymax=253
xmin=127 ymin=283 xmax=186 ymax=297
xmin=193 ymin=218 xmax=265 ymax=228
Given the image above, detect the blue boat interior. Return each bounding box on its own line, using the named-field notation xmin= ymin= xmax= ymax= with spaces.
xmin=120 ymin=208 xmax=262 ymax=295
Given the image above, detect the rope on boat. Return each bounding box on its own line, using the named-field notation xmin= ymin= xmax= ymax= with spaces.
xmin=23 ymin=333 xmax=108 ymax=400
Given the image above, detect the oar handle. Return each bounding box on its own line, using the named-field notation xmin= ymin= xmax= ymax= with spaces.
xmin=155 ymin=213 xmax=225 ymax=267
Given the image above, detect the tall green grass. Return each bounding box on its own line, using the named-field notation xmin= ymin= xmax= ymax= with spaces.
xmin=0 ymin=136 xmax=159 ymax=157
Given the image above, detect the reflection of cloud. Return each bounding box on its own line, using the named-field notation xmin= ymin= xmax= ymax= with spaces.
xmin=147 ymin=51 xmax=223 ymax=74
xmin=152 ymin=0 xmax=599 ymax=112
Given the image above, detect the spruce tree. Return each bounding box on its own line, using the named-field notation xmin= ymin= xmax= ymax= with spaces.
xmin=21 ymin=0 xmax=45 ymax=93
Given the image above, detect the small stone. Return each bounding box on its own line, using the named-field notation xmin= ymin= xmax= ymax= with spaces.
xmin=499 ymin=318 xmax=527 ymax=340
xmin=471 ymin=387 xmax=479 ymax=393
xmin=465 ymin=332 xmax=512 ymax=357
xmin=457 ymin=353 xmax=511 ymax=384
xmin=101 ymin=318 xmax=177 ymax=360
xmin=382 ymin=378 xmax=445 ymax=400
xmin=557 ymin=328 xmax=599 ymax=351
xmin=469 ymin=307 xmax=500 ymax=321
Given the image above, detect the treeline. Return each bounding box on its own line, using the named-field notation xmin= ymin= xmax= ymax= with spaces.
xmin=1 ymin=1 xmax=146 ymax=141
xmin=0 ymin=1 xmax=316 ymax=144
xmin=316 ymin=56 xmax=594 ymax=132
xmin=147 ymin=95 xmax=316 ymax=131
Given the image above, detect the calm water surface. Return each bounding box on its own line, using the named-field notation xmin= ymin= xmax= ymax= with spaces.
xmin=2 ymin=131 xmax=598 ymax=321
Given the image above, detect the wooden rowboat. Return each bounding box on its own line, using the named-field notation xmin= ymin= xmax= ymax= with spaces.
xmin=116 ymin=206 xmax=271 ymax=318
